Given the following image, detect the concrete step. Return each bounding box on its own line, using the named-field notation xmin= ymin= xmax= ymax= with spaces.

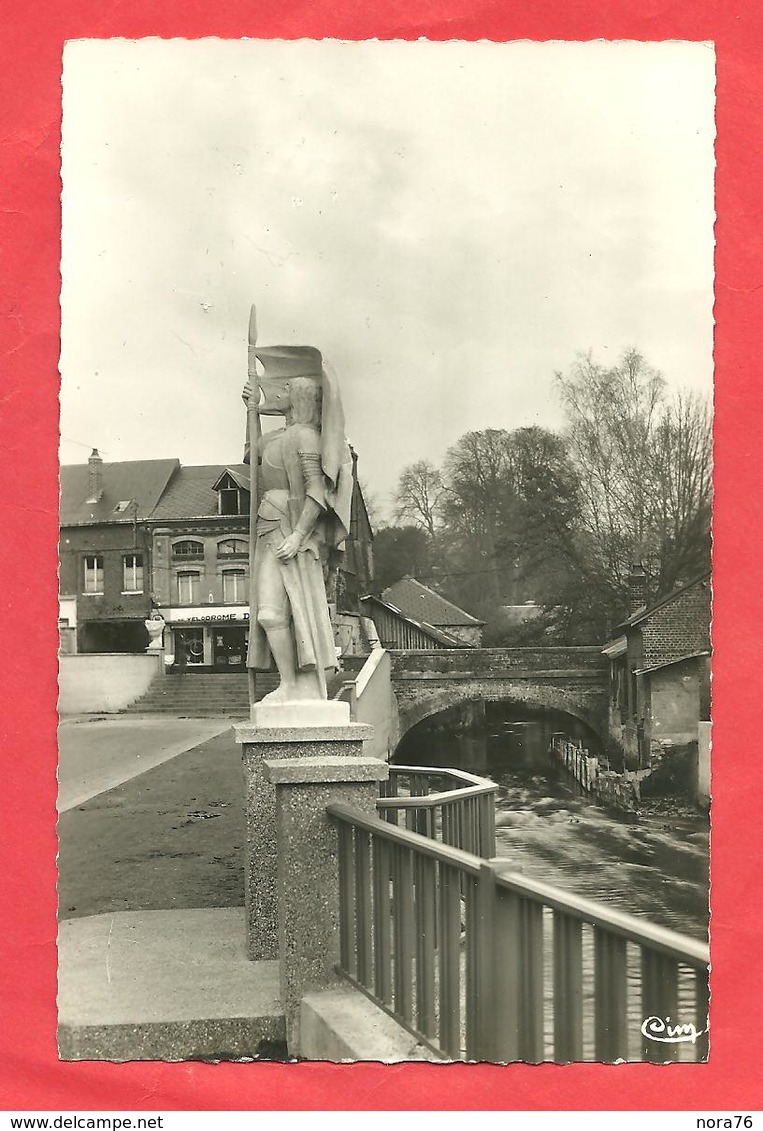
xmin=58 ymin=908 xmax=285 ymax=1061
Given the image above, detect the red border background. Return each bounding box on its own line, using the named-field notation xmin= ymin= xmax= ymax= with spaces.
xmin=1 ymin=0 xmax=761 ymax=1112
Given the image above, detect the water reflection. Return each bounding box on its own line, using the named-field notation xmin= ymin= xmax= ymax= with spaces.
xmin=395 ymin=710 xmax=710 ymax=941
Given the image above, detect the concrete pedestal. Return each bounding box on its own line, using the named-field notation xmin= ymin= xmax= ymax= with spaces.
xmin=235 ymin=705 xmax=367 ymax=961
xmin=264 ymin=748 xmax=388 ymax=1052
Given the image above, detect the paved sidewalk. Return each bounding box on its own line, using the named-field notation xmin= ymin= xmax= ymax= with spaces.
xmin=58 ymin=715 xmax=233 ymax=812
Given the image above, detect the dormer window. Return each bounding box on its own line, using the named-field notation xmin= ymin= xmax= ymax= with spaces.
xmin=214 ymin=471 xmax=250 ymax=516
xmin=172 ymin=539 xmax=204 ymax=559
xmin=219 ymin=485 xmax=243 ymax=516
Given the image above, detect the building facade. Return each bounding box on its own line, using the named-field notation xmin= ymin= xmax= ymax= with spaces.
xmin=61 ymin=448 xmax=375 ymax=670
xmin=148 ymin=460 xmax=375 ymax=672
xmin=59 ymin=451 xmax=179 ymax=653
xmin=603 ymin=570 xmax=711 ymax=797
xmin=148 ymin=465 xmax=252 ymax=671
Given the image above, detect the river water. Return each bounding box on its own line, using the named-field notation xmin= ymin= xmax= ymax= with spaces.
xmin=394 ymin=711 xmax=710 ymax=943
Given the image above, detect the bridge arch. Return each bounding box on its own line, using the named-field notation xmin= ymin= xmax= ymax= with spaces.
xmin=388 ymin=647 xmax=609 ymax=752
xmin=395 ymin=680 xmax=607 ymax=746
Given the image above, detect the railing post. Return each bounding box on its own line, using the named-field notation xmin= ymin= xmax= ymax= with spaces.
xmin=468 ymin=863 xmax=497 ymax=1060
xmin=553 ymin=912 xmax=584 ymax=1061
xmin=641 ymin=949 xmax=679 ymax=1062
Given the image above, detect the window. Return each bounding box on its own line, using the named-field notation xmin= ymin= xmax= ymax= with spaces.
xmin=122 ymin=554 xmax=144 ymax=593
xmin=222 ymin=569 xmax=246 ymax=604
xmin=83 ymin=555 xmax=104 ymax=594
xmin=172 ymin=539 xmax=204 ymax=559
xmin=219 ymin=487 xmax=244 ymax=516
xmin=217 ymin=538 xmax=248 ymax=557
xmin=177 ymin=570 xmax=200 ymax=605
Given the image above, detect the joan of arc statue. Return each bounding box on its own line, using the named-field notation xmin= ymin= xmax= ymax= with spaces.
xmin=243 ymin=313 xmax=353 ymax=705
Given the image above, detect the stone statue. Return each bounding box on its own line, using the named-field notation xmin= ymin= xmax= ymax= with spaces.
xmin=243 ymin=310 xmax=353 ymax=706
xmin=144 ymin=612 xmax=165 ymax=651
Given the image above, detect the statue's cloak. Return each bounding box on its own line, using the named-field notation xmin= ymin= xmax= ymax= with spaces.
xmin=247 ymin=415 xmax=353 ymax=688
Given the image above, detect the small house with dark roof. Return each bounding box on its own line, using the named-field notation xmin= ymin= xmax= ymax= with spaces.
xmin=359 ymin=593 xmax=470 ymax=651
xmin=380 ymin=576 xmax=484 ymax=646
xmin=603 ymin=570 xmax=711 ymax=803
xmin=59 ymin=450 xmax=179 ymax=653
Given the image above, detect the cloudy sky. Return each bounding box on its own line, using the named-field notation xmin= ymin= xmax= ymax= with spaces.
xmin=60 ymin=38 xmax=715 ymax=518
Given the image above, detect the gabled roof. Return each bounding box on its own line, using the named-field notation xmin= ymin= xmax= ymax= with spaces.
xmin=382 ymin=576 xmax=484 ymax=627
xmin=211 ymin=467 xmax=252 ymax=493
xmin=149 ymin=465 xmax=250 ymax=521
xmin=360 ymin=594 xmax=469 ymax=648
xmin=617 ymin=570 xmax=712 ymax=631
xmin=60 ymin=459 xmax=180 ymax=526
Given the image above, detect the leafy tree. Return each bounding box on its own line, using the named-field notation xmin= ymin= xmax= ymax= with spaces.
xmin=370 ymin=525 xmax=434 ymax=594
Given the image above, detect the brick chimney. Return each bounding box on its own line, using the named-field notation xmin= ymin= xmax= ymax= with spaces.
xmin=627 ymin=563 xmax=648 ymax=615
xmin=85 ymin=448 xmax=103 ymax=504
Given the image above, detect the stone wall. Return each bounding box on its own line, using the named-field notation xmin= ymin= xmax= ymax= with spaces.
xmin=353 ymin=649 xmax=400 ymax=760
xmin=58 ymin=652 xmax=163 ymax=715
xmin=391 ymin=646 xmax=607 ymax=675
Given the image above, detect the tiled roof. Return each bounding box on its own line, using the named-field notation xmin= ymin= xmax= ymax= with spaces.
xmin=60 ymin=459 xmax=180 ymax=526
xmin=360 ymin=595 xmax=468 ymax=648
xmin=382 ymin=576 xmax=484 ymax=627
xmin=149 ymin=465 xmax=250 ymax=521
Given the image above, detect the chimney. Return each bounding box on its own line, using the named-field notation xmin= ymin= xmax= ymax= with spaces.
xmin=86 ymin=448 xmax=103 ymax=504
xmin=627 ymin=563 xmax=648 ymax=615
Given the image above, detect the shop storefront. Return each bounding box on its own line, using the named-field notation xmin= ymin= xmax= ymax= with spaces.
xmin=163 ymin=606 xmax=249 ymax=672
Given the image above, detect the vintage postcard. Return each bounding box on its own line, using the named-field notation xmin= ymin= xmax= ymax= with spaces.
xmin=56 ymin=38 xmax=714 ymax=1067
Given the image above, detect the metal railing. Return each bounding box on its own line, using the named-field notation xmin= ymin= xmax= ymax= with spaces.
xmin=329 ymin=803 xmax=709 ymax=1063
xmin=376 ymin=765 xmax=498 ymax=859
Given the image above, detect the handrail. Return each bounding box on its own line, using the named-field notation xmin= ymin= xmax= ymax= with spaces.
xmin=330 ymin=801 xmax=484 ymax=873
xmin=376 ymin=765 xmax=498 ymax=858
xmin=491 ymin=865 xmax=709 ymax=968
xmin=377 ymin=783 xmax=497 ymax=809
xmin=390 ymin=764 xmax=497 ymax=789
xmin=329 ymin=801 xmax=710 ymax=1063
xmin=331 ymin=802 xmax=708 ymax=966
xmin=380 ymin=764 xmax=499 ymax=807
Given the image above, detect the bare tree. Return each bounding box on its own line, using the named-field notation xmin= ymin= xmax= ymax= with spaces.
xmin=649 ymin=390 xmax=713 ymax=591
xmin=557 ymin=349 xmax=711 ymax=614
xmin=394 ymin=459 xmax=446 ymax=538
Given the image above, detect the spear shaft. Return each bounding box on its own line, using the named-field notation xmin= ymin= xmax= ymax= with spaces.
xmin=246 ymin=304 xmax=260 ymax=710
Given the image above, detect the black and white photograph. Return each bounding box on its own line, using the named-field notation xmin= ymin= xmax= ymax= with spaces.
xmin=57 ymin=38 xmax=714 ymax=1064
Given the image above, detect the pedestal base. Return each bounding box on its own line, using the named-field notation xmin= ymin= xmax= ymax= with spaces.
xmin=250 ymin=698 xmax=350 ymax=728
xmin=235 ymin=718 xmax=373 ymax=962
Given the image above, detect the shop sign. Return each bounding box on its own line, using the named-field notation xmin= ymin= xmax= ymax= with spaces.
xmin=164 ymin=606 xmax=249 ymax=624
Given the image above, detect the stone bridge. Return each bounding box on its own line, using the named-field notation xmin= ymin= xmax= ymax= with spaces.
xmin=389 ymin=646 xmax=609 ymax=744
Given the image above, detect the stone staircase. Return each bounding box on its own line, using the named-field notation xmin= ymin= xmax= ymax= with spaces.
xmin=122 ymin=672 xmax=271 ymax=718
xmin=122 ymin=666 xmax=360 ymax=718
